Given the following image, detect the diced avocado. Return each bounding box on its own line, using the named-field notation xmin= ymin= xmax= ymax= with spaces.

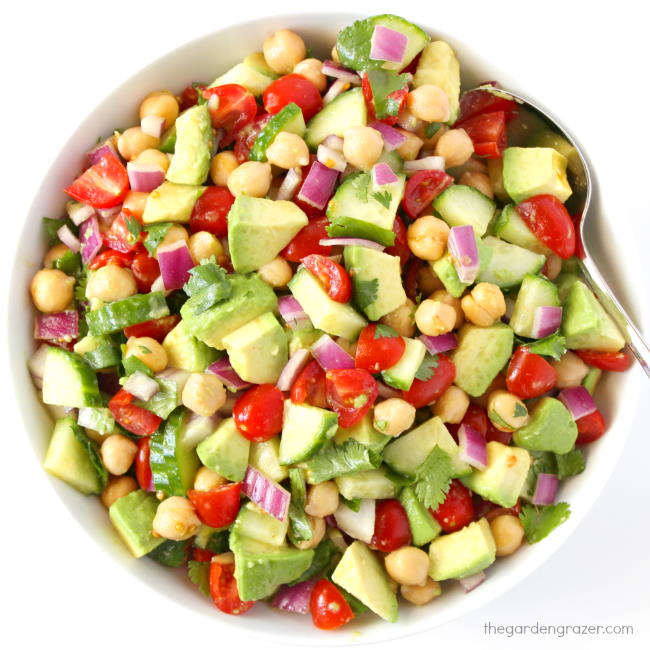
xmin=413 ymin=40 xmax=460 ymax=123
xmin=335 ymin=468 xmax=397 ymax=500
xmin=196 ymin=418 xmax=250 ymax=481
xmin=562 ymin=280 xmax=625 ymax=352
xmin=288 ymin=327 xmax=324 ymax=355
xmin=109 ymin=490 xmax=165 ymax=558
xmin=556 ymin=272 xmax=581 ymax=303
xmin=165 ymin=104 xmax=211 ymax=185
xmin=222 ymin=312 xmax=287 ymax=384
xmin=162 ymin=321 xmax=218 ymax=372
xmin=432 ymin=254 xmax=468 ymax=298
xmin=433 ymin=185 xmax=495 ymax=235
xmin=526 ymin=129 xmax=584 ymax=178
xmin=42 ymin=347 xmax=102 ymax=408
xmin=461 ymin=442 xmax=531 ymax=507
xmin=232 ymin=502 xmax=288 ymax=547
xmin=142 ymin=181 xmax=205 ymax=224
xmin=288 ymin=268 xmax=366 ymax=340
xmin=305 ymin=87 xmax=367 ymax=150
xmin=332 ymin=541 xmax=398 ymax=622
xmin=477 ymin=237 xmax=545 ymax=290
xmin=181 ymin=273 xmax=277 ymax=349
xmin=43 ymin=417 xmax=106 ymax=495
xmin=502 ymin=147 xmax=572 ymax=204
xmin=452 ymin=324 xmax=513 ymax=397
xmin=399 ymin=486 xmax=441 ymax=546
xmin=279 ymin=400 xmax=338 ymax=465
xmin=334 ymin=411 xmax=391 ymax=452
xmin=509 ymin=274 xmax=560 ymax=338
xmin=344 ymin=246 xmax=406 ymax=320
xmin=582 ymin=367 xmax=602 ymax=395
xmin=86 ymin=292 xmax=169 ymax=336
xmin=249 ymin=437 xmax=288 ymax=482
xmin=493 ymin=203 xmax=551 ymax=255
xmin=249 ymin=103 xmax=306 ymax=162
xmin=513 ymin=397 xmax=578 ymax=454
xmin=428 ymin=518 xmax=496 ymax=581
xmin=159 ymin=125 xmax=176 ymax=153
xmin=381 ymin=336 xmax=426 ymax=391
xmin=209 ymin=53 xmax=277 ymax=96
xmin=383 ymin=416 xmax=471 ymax=478
xmin=227 ymin=196 xmax=308 ymax=273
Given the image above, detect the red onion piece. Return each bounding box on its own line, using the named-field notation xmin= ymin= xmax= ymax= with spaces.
xmin=403 ymin=156 xmax=446 ymax=175
xmin=369 ymin=121 xmax=406 ymax=151
xmin=276 ymin=348 xmax=311 ymax=392
xmin=558 ymin=386 xmax=597 ymax=421
xmin=532 ymin=472 xmax=559 ymax=506
xmin=322 ymin=134 xmax=344 ymax=151
xmin=207 ymin=357 xmax=251 ymax=391
xmin=531 ymin=306 xmax=563 ymax=339
xmin=34 ymin=311 xmax=78 ymax=342
xmin=79 ymin=216 xmax=102 ymax=264
xmin=372 ymin=162 xmax=398 ymax=186
xmin=276 ymin=168 xmax=303 ymax=201
xmin=458 ymin=424 xmax=487 ymax=470
xmin=66 ymin=201 xmax=95 ymax=226
xmin=318 ymin=237 xmax=385 ymax=251
xmin=323 ymin=79 xmax=351 ymax=105
xmin=157 ymin=240 xmax=195 ymax=291
xmin=459 ymin=571 xmax=486 ymax=593
xmin=57 ymin=224 xmax=80 ymax=253
xmin=317 ymin=144 xmax=347 ymax=172
xmin=311 ymin=334 xmax=355 ymax=370
xmin=272 ymin=578 xmax=319 ymax=614
xmin=87 ymin=140 xmax=119 ymax=166
xmin=419 ymin=333 xmax=458 ymax=355
xmin=333 ymin=499 xmax=375 ymax=543
xmin=297 ymin=161 xmax=339 ymax=210
xmin=124 ymin=370 xmax=160 ymax=401
xmin=127 ymin=163 xmax=165 ymax=192
xmin=242 ymin=466 xmax=291 ymax=521
xmin=370 ymin=25 xmax=407 ymax=63
xmin=140 ymin=115 xmax=165 ymax=138
xmin=448 ymin=225 xmax=480 ymax=284
xmin=321 ymin=60 xmax=361 ymax=85
xmin=278 ymin=295 xmax=312 ymax=330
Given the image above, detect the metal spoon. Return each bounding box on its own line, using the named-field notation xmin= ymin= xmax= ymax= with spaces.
xmin=473 ymin=87 xmax=650 ymax=377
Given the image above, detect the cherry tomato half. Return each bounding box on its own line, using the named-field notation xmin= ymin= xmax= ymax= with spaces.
xmin=134 ymin=437 xmax=153 ymax=491
xmin=203 ymin=84 xmax=257 ymax=144
xmin=290 ymin=360 xmax=328 ymax=409
xmin=506 ymin=347 xmax=557 ymax=399
xmin=576 ymin=409 xmax=606 ymax=444
xmin=103 ymin=211 xmax=143 ymax=253
xmin=64 ymin=154 xmax=129 ymax=209
xmin=402 ymin=170 xmax=454 ymax=219
xmin=430 ymin=479 xmax=474 ymax=533
xmin=108 ymin=389 xmax=162 ymax=437
xmin=355 ymin=324 xmax=406 ymax=373
xmin=189 ymin=186 xmax=235 ymax=237
xmin=281 ymin=218 xmax=330 ymax=262
xmin=123 ymin=314 xmax=180 ymax=342
xmin=455 ymin=88 xmax=519 ymax=125
xmin=302 ymin=254 xmax=352 ymax=303
xmin=384 ymin=215 xmax=410 ymax=266
xmin=401 ymin=354 xmax=456 ymax=408
xmin=88 ymin=249 xmax=133 ymax=270
xmin=209 ymin=560 xmax=254 ymax=616
xmin=458 ymin=111 xmax=507 ymax=158
xmin=131 ymin=251 xmax=160 ymax=293
xmin=233 ymin=384 xmax=284 ymax=442
xmin=310 ymin=579 xmax=354 ymax=630
xmin=187 ymin=483 xmax=241 ymax=528
xmin=263 ymin=74 xmax=323 ymax=121
xmin=370 ymin=499 xmax=412 ymax=552
xmin=325 ymin=369 xmax=378 ymax=428
xmin=447 ymin=403 xmax=488 ymax=441
xmin=575 ymin=349 xmax=633 ymax=372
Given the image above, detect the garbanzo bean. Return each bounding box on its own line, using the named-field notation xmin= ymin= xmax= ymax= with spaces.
xmin=134 ymin=148 xmax=170 ymax=172
xmin=406 ymin=84 xmax=450 ymax=123
xmin=182 ymin=372 xmax=227 ymax=417
xmin=101 ymin=476 xmax=138 ymax=508
xmin=407 ymin=216 xmax=450 ymax=261
xmin=122 ymin=191 xmax=149 ymax=219
xmin=117 ymin=127 xmax=160 ymax=161
xmin=294 ymin=516 xmax=326 ymax=550
xmin=400 ymin=578 xmax=442 ymax=605
xmin=100 ymin=434 xmax=138 ymax=476
xmin=432 ymin=385 xmax=469 ymax=423
xmin=30 ymin=268 xmax=75 ymax=313
xmin=210 ymin=151 xmax=239 ymax=187
xmin=487 ymin=390 xmax=530 ymax=431
xmin=380 ymin=299 xmax=416 ymax=338
xmin=395 ymin=128 xmax=424 ymax=161
xmin=139 ymin=90 xmax=179 ymax=129
xmin=188 ymin=231 xmax=223 ymax=265
xmin=430 ymin=289 xmax=464 ymax=329
xmin=415 ymin=299 xmax=456 ymax=336
xmin=385 ymin=546 xmax=430 ymax=586
xmin=265 ymin=132 xmax=310 ymax=169
xmin=153 ymin=496 xmax=201 ymax=541
xmin=459 ymin=171 xmax=494 ymax=199
xmin=263 ymin=29 xmax=307 ymax=75
xmin=434 ymin=128 xmax=474 ymax=168
xmin=461 ymin=282 xmax=506 ymax=327
xmin=227 ymin=161 xmax=272 ymax=197
xmin=125 ymin=336 xmax=168 ymax=373
xmin=373 ymin=398 xmax=416 ymax=437
xmin=194 ymin=466 xmax=227 ymax=491
xmin=257 ymin=256 xmax=293 ymax=288
xmin=552 ymin=351 xmax=589 ymax=388
xmin=305 ymin=481 xmax=339 ymax=518
xmin=490 ymin=514 xmax=525 ymax=556
xmin=86 ymin=265 xmax=137 ymax=302
xmin=293 ymin=58 xmax=327 ymax=91
xmin=343 ymin=126 xmax=384 ymax=171
xmin=42 ymin=244 xmax=70 ymax=268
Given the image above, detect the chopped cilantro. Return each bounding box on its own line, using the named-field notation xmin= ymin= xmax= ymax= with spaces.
xmin=54 ymin=250 xmax=82 ymax=276
xmin=519 ymin=502 xmax=571 ymax=544
xmin=124 ymin=214 xmax=142 ymax=243
xmin=514 ymin=402 xmax=528 ymax=418
xmin=366 ymin=69 xmax=410 ymax=119
xmin=519 ymin=332 xmax=567 ymax=361
xmin=353 ymin=172 xmax=370 ymax=201
xmin=138 ymin=345 xmax=152 ymax=355
xmin=183 ymin=262 xmax=229 ymax=297
xmin=413 ymin=446 xmax=454 ymax=509
xmin=488 ymin=410 xmax=513 ymax=432
xmin=304 ymin=441 xmax=382 ymax=484
xmin=424 ymin=122 xmax=442 ymax=139
xmin=122 ymin=355 xmax=154 ymax=377
xmin=187 ymin=561 xmax=211 ymax=597
xmin=372 ymin=190 xmax=392 ymax=209
xmin=414 ymin=353 xmax=439 ymax=381
xmin=373 ymin=324 xmax=399 ymax=339
xmin=43 ymin=216 xmax=76 ymax=246
xmin=374 ymin=419 xmax=388 ymax=432
xmin=288 ymin=468 xmax=312 ymax=544
xmin=143 ymin=223 xmax=173 ymax=256
xmin=354 ymin=277 xmax=379 ymax=310
xmin=555 ymin=449 xmax=586 ymax=479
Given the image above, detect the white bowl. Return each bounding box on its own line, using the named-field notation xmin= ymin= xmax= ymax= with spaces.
xmin=8 ymin=12 xmax=646 ymax=646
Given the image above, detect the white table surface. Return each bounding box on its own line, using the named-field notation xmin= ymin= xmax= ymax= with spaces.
xmin=1 ymin=1 xmax=648 ymax=648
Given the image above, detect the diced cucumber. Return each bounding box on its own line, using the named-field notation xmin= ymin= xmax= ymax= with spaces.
xmin=582 ymin=367 xmax=602 ymax=395
xmin=75 ymin=335 xmax=121 ymax=370
xmin=279 ymin=400 xmax=338 ymax=465
xmin=196 ymin=418 xmax=250 ymax=482
xmin=381 ymin=337 xmax=426 ymax=391
xmin=335 ymin=468 xmax=397 ymax=500
xmin=399 ymin=485 xmax=441 ymax=546
xmin=249 ymin=103 xmax=306 ymax=162
xmin=109 ymin=490 xmax=164 ymax=558
xmin=86 ymin=292 xmax=169 ymax=336
xmin=147 ymin=538 xmax=190 ymax=567
xmin=249 ymin=437 xmax=288 ymax=482
xmin=334 ymin=412 xmax=391 ymax=452
xmin=42 ymin=347 xmax=102 ymax=408
xmin=493 ymin=204 xmax=550 ymax=254
xmin=509 ymin=274 xmax=560 ymax=338
xmin=232 ymin=502 xmax=288 ymax=547
xmin=377 ymin=148 xmax=404 ymax=173
xmin=477 ymin=236 xmax=546 ymax=289
xmin=305 ymin=88 xmax=367 ymax=150
xmin=433 ymin=185 xmax=495 ymax=236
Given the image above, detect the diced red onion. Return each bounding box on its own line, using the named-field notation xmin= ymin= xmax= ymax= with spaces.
xmin=272 ymin=578 xmax=319 ymax=614
xmin=458 ymin=424 xmax=487 ymax=470
xmin=242 ymin=466 xmax=291 ymax=521
xmin=79 ymin=216 xmax=102 ymax=264
xmin=278 ymin=295 xmax=312 ymax=330
xmin=87 ymin=140 xmax=119 ymax=166
xmin=317 ymin=144 xmax=347 ymax=172
xmin=369 ymin=121 xmax=406 ymax=152
xmin=57 ymin=224 xmax=80 ymax=253
xmin=311 ymin=334 xmax=355 ymax=370
xmin=318 ymin=237 xmax=385 ymax=251
xmin=403 ymin=156 xmax=446 ymax=175
xmin=66 ymin=201 xmax=95 ymax=226
xmin=419 ymin=333 xmax=458 ymax=355
xmin=276 ymin=167 xmax=303 ymax=201
xmin=377 ymin=381 xmax=401 ymax=399
xmin=558 ymin=386 xmax=597 ymax=421
xmin=531 ymin=306 xmax=563 ymax=339
xmin=532 ymin=473 xmax=559 ymax=506
xmin=157 ymin=240 xmax=195 ymax=291
xmin=34 ymin=311 xmax=79 ymax=342
xmin=322 ymin=134 xmax=344 ymax=152
xmin=124 ymin=370 xmax=160 ymax=401
xmin=127 ymin=163 xmax=165 ymax=192
xmin=140 ymin=115 xmax=165 ymax=138
xmin=28 ymin=344 xmax=51 ymax=382
xmin=321 ymin=60 xmax=361 ymax=85
xmin=207 ymin=357 xmax=251 ymax=391
xmin=459 ymin=571 xmax=486 ymax=593
xmin=372 ymin=163 xmax=398 ymax=187
xmin=448 ymin=225 xmax=480 ymax=284
xmin=323 ymin=79 xmax=351 ymax=105
xmin=333 ymin=499 xmax=375 ymax=544
xmin=370 ymin=25 xmax=407 ymax=64
xmin=96 ymin=205 xmax=122 ymax=220
xmin=297 ymin=161 xmax=339 ymax=210
xmin=276 ymin=348 xmax=312 ymax=391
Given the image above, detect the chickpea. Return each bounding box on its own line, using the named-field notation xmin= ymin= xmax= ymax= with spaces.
xmin=385 ymin=546 xmax=430 ymax=586
xmin=30 ymin=268 xmax=75 ymax=313
xmin=407 ymin=216 xmax=450 ymax=261
xmin=294 ymin=516 xmax=326 ymax=550
xmin=419 ymin=124 xmax=448 ymax=149
xmin=487 ymin=390 xmax=529 ymax=431
xmin=418 ymin=264 xmax=444 ymax=294
xmin=263 ymin=29 xmax=307 ymax=75
xmin=227 ymin=161 xmax=272 ymax=198
xmin=188 ymin=231 xmax=223 ymax=265
xmin=432 ymin=385 xmax=469 ymax=423
xmin=257 ymin=256 xmax=293 ymax=288
xmin=544 ymin=254 xmax=562 ymax=281
xmin=86 ymin=265 xmax=137 ymax=303
xmin=134 ymin=148 xmax=170 ymax=172
xmin=182 ymin=372 xmax=227 ymax=417
xmin=210 ymin=151 xmax=239 ymax=187
xmin=122 ymin=191 xmax=149 ymax=219
xmin=400 ymin=578 xmax=442 ymax=605
xmin=380 ymin=299 xmax=416 ymax=338
xmin=293 ymin=58 xmax=327 ymax=91
xmin=406 ymin=85 xmax=450 ymax=123
xmin=487 ymin=158 xmax=508 ymax=202
xmin=100 ymin=434 xmax=138 ymax=476
xmin=139 ymin=90 xmax=179 ymax=130
xmin=265 ymin=132 xmax=310 ymax=169
xmin=343 ymin=126 xmax=384 ymax=171
xmin=117 ymin=127 xmax=160 ymax=162
xmin=461 ymin=282 xmax=506 ymax=327
xmin=430 ymin=289 xmax=464 ymax=329
xmin=305 ymin=481 xmax=339 ymax=518
xmin=101 ymin=476 xmax=137 ymax=508
xmin=490 ymin=514 xmax=525 ymax=557
xmin=459 ymin=171 xmax=494 ymax=199
xmin=194 ymin=466 xmax=227 ymax=491
xmin=125 ymin=336 xmax=168 ymax=373
xmin=157 ymin=224 xmax=189 ymax=256
xmin=153 ymin=496 xmax=201 ymax=541
xmin=395 ymin=128 xmax=424 ymax=161
xmin=552 ymin=351 xmax=588 ymax=388
xmin=415 ymin=299 xmax=456 ymax=336
xmin=373 ymin=398 xmax=416 ymax=437
xmin=434 ymin=128 xmax=474 ymax=168
xmin=43 ymin=243 xmax=70 ymax=268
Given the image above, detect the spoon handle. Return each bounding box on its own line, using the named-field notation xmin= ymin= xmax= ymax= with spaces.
xmin=579 ymin=258 xmax=650 ymax=378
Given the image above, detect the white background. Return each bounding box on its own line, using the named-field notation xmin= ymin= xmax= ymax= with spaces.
xmin=2 ymin=1 xmax=649 ymax=648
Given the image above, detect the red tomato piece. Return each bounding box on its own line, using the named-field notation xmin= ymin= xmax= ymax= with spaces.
xmin=290 ymin=360 xmax=328 ymax=409
xmin=458 ymin=111 xmax=507 ymax=158
xmin=430 ymin=479 xmax=474 ymax=533
xmin=355 ymin=324 xmax=406 ymax=373
xmin=575 ymin=349 xmax=633 ymax=372
xmin=209 ymin=560 xmax=254 ymax=616
xmin=456 ymin=88 xmax=519 ymax=125
xmin=325 ymin=369 xmax=378 ymax=428
xmin=576 ymin=409 xmax=606 ymax=444
xmin=187 ymin=483 xmax=241 ymax=528
xmin=506 ymin=347 xmax=557 ymax=399
xmin=302 ymin=254 xmax=352 ymax=303
xmin=401 ymin=354 xmax=456 ymax=408
xmin=192 ymin=547 xmax=216 ymax=562
xmin=447 ymin=403 xmax=488 ymax=441
xmin=64 ymin=154 xmax=129 ymax=209
xmin=88 ymin=249 xmax=133 ymax=270
xmin=384 ymin=215 xmax=410 ymax=266
xmin=203 ymin=84 xmax=257 ymax=145
xmin=134 ymin=437 xmax=153 ymax=491
xmin=123 ymin=315 xmax=180 ymax=342
xmin=178 ymin=84 xmax=205 ymax=111
xmin=402 ymin=170 xmax=454 ymax=219
xmin=263 ymin=74 xmax=323 ymax=121
xmin=131 ymin=251 xmax=160 ymax=293
xmin=485 ymin=420 xmax=512 ymax=445
xmin=371 ymin=499 xmax=412 ymax=552
xmin=310 ymin=579 xmax=354 ymax=630
xmin=233 ymin=113 xmax=271 ymax=163
xmin=233 ymin=384 xmax=284 ymax=442
xmin=515 ymin=194 xmax=576 ymax=259
xmin=402 ymin=257 xmax=422 ymax=303
xmin=361 ymin=73 xmax=408 ymax=126
xmin=189 ymin=186 xmax=235 ymax=237
xmin=281 ymin=218 xmax=330 ymax=262
xmin=571 ymin=212 xmax=586 ymax=260
xmin=108 ymin=389 xmax=162 ymax=437
xmin=103 ymin=211 xmax=143 ymax=253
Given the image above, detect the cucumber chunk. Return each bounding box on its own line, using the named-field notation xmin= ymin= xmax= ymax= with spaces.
xmin=86 ymin=292 xmax=169 ymax=336
xmin=42 ymin=347 xmax=102 ymax=408
xmin=381 ymin=337 xmax=426 ymax=391
xmin=279 ymin=400 xmax=338 ymax=465
xmin=249 ymin=103 xmax=305 ymax=162
xmin=477 ymin=236 xmax=546 ymax=289
xmin=433 ymin=185 xmax=496 ymax=236
xmin=305 ymin=88 xmax=367 ymax=150
xmin=493 ymin=204 xmax=550 ymax=254
xmin=509 ymin=274 xmax=560 ymax=338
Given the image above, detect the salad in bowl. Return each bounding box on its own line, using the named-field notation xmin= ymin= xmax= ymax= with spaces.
xmin=27 ymin=13 xmax=633 ymax=631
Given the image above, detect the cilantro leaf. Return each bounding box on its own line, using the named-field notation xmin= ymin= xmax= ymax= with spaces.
xmin=371 ymin=190 xmax=392 ymax=209
xmin=351 ymin=172 xmax=369 ymax=201
xmin=340 ymin=496 xmax=362 ymax=512
xmin=519 ymin=502 xmax=571 ymax=544
xmin=143 ymin=223 xmax=173 ymax=256
xmin=366 ymin=70 xmax=410 ymax=119
xmin=289 ymin=538 xmax=340 ymax=586
xmin=187 ymin=561 xmax=211 ymax=598
xmin=413 ymin=446 xmax=453 ymax=509
xmin=121 ymin=354 xmax=154 ymax=378
xmin=373 ymin=324 xmax=399 ymax=339
xmin=193 ymin=82 xmax=208 ymax=106
xmin=74 ymin=272 xmax=88 ymax=303
xmin=43 ymin=217 xmax=76 ymax=246
xmin=184 ymin=262 xmax=229 ymax=297
xmin=335 ymin=17 xmax=378 ymax=71
xmin=414 ymin=353 xmax=439 ymax=381
xmin=304 ymin=441 xmax=382 ymax=484
xmin=555 ymin=449 xmax=586 ymax=479
xmin=124 ymin=214 xmax=142 ymax=243
xmin=424 ymin=122 xmax=442 ymax=139
xmin=488 ymin=410 xmax=513 ymax=432
xmin=54 ymin=250 xmax=82 ymax=276
xmin=384 ymin=467 xmax=415 ymax=487
xmin=520 ymin=332 xmax=567 ymax=361
xmin=288 ymin=468 xmax=313 ymax=544
xmin=354 ymin=277 xmax=378 ymax=310
xmin=514 ymin=402 xmax=528 ymax=418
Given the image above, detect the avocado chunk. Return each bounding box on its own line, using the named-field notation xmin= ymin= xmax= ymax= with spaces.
xmin=166 ymin=104 xmax=211 ymax=185
xmin=227 ymin=196 xmax=308 ymax=273
xmin=477 ymin=237 xmax=546 ymax=290
xmin=513 ymin=397 xmax=578 ymax=454
xmin=461 ymin=441 xmax=531 ymax=508
xmin=142 ymin=181 xmax=205 ymax=224
xmin=452 ymin=324 xmax=514 ymax=397
xmin=209 ymin=52 xmax=277 ymax=96
xmin=162 ymin=321 xmax=218 ymax=372
xmin=562 ymin=280 xmax=625 ymax=352
xmin=335 ymin=468 xmax=397 ymax=500
xmin=109 ymin=490 xmax=164 ymax=558
xmin=249 ymin=437 xmax=288 ymax=482
xmin=249 ymin=103 xmax=306 ymax=162
xmin=196 ymin=418 xmax=250 ymax=482
xmin=431 ymin=254 xmax=469 ymax=298
xmin=331 ymin=541 xmax=398 ymax=622
xmin=232 ymin=502 xmax=288 ymax=547
xmin=399 ymin=486 xmax=441 ymax=546
xmin=428 ymin=518 xmax=496 ymax=581
xmin=279 ymin=400 xmax=338 ymax=465
xmin=42 ymin=347 xmax=102 ymax=408
xmin=502 ymin=147 xmax=572 ymax=204
xmin=334 ymin=411 xmax=391 ymax=452
xmin=288 ymin=327 xmax=324 ymax=355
